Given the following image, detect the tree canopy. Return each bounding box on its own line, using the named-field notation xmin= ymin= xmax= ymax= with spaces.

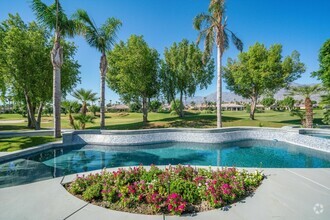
xmin=261 ymin=97 xmax=275 ymax=108
xmin=223 ymin=42 xmax=305 ymax=120
xmin=106 ymin=35 xmax=160 ymax=123
xmin=160 ymin=39 xmax=214 ymax=117
xmin=0 ymin=14 xmax=80 ymax=129
xmin=312 ymin=39 xmax=330 ymax=88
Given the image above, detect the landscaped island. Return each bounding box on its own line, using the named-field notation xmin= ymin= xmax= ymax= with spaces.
xmin=66 ymin=165 xmax=263 ymax=215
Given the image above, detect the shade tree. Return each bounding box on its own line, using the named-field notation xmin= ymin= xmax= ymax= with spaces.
xmin=160 ymin=39 xmax=214 ymax=117
xmin=223 ymin=43 xmax=305 ymax=120
xmin=0 ymin=14 xmax=80 ymax=129
xmin=106 ymin=35 xmax=160 ymax=124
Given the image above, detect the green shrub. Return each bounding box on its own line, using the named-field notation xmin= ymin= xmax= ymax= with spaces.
xmin=82 ymin=183 xmax=102 ymax=201
xmin=170 ymin=178 xmax=199 ymax=204
xmin=170 ymin=110 xmax=178 ymax=115
xmin=201 ymin=109 xmax=213 ymax=114
xmin=67 ymin=165 xmax=263 ymax=215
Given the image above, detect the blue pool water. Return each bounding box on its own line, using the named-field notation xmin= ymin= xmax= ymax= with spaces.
xmin=0 ymin=140 xmax=330 ymax=188
xmin=307 ymin=133 xmax=330 ymax=139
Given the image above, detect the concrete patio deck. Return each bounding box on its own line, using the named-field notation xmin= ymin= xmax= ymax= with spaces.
xmin=0 ymin=168 xmax=329 ymax=220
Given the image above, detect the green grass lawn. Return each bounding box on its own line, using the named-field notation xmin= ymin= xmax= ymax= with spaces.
xmin=0 ymin=136 xmax=59 ymax=152
xmin=0 ymin=109 xmax=326 ymax=131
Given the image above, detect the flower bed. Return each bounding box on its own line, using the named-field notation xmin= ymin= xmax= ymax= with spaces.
xmin=66 ymin=165 xmax=263 ymax=215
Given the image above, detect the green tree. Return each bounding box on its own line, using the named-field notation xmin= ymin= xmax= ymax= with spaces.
xmin=31 ymin=0 xmax=78 ymax=137
xmin=223 ymin=43 xmax=305 ymax=120
xmin=74 ymin=10 xmax=121 ymax=129
xmin=281 ymin=96 xmax=295 ymax=111
xmin=88 ymin=105 xmax=100 ymax=117
xmin=149 ymin=100 xmax=162 ymax=112
xmin=160 ymin=39 xmax=214 ymax=117
xmin=261 ymin=97 xmax=276 ymax=109
xmin=288 ymin=85 xmax=323 ymax=128
xmin=73 ymin=114 xmax=95 ymax=130
xmin=0 ymin=14 xmax=80 ymax=129
xmin=129 ymin=102 xmax=142 ymax=113
xmin=312 ymin=40 xmax=330 ymax=88
xmin=320 ymin=94 xmax=330 ymax=124
xmin=106 ymin=35 xmax=160 ymax=124
xmin=194 ymin=0 xmax=243 ymax=127
xmin=62 ymin=100 xmax=80 ymax=128
xmin=290 ymin=109 xmax=306 ymax=127
xmin=72 ymin=88 xmax=98 ymax=115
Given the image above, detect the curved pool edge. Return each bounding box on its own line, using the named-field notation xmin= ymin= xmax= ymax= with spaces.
xmin=63 ymin=127 xmax=330 ymax=153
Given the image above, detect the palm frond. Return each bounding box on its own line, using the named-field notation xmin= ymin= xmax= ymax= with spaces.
xmin=31 ymin=0 xmax=77 ymax=37
xmin=222 ymin=30 xmax=229 ymax=52
xmin=73 ymin=9 xmax=98 ymax=35
xmin=204 ymin=27 xmax=215 ymax=61
xmin=193 ymin=13 xmax=215 ymax=33
xmin=209 ymin=0 xmax=226 ymax=15
xmin=101 ymin=17 xmax=122 ymax=51
xmin=288 ymin=84 xmax=323 ymax=98
xmin=31 ymin=0 xmax=56 ymax=30
xmin=226 ymin=29 xmax=243 ymax=52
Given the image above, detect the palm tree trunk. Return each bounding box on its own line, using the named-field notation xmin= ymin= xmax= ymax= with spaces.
xmin=216 ymin=45 xmax=222 ymax=128
xmin=82 ymin=102 xmax=87 ymax=115
xmin=68 ymin=113 xmax=74 ymax=128
xmin=100 ymin=53 xmax=107 ymax=129
xmin=51 ymin=31 xmax=63 ymax=138
xmin=305 ymin=97 xmax=313 ymax=128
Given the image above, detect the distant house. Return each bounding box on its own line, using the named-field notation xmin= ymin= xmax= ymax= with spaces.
xmin=222 ymin=103 xmax=244 ymax=111
xmin=256 ymin=104 xmax=265 ymax=110
xmin=161 ymin=104 xmax=171 ymax=111
xmin=297 ymin=103 xmax=318 ymax=110
xmin=107 ymin=104 xmax=129 ymax=112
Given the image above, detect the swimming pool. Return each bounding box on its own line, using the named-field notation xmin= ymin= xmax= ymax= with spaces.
xmin=1 ymin=139 xmax=330 ymax=188
xmin=307 ymin=133 xmax=330 ymax=139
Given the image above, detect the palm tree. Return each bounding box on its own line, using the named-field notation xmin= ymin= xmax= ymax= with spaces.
xmin=73 ymin=114 xmax=95 ymax=130
xmin=194 ymin=0 xmax=243 ymax=128
xmin=62 ymin=100 xmax=80 ymax=128
xmin=288 ymin=85 xmax=323 ymax=128
xmin=31 ymin=0 xmax=77 ymax=137
xmin=72 ymin=88 xmax=98 ymax=115
xmin=73 ymin=10 xmax=122 ymax=129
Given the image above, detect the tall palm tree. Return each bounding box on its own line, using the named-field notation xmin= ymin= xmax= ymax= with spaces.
xmin=194 ymin=0 xmax=243 ymax=128
xmin=31 ymin=0 xmax=77 ymax=137
xmin=73 ymin=10 xmax=122 ymax=129
xmin=72 ymin=88 xmax=98 ymax=115
xmin=288 ymin=85 xmax=323 ymax=128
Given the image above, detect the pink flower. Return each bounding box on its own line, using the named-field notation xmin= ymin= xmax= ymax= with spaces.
xmin=178 ymin=203 xmax=186 ymax=211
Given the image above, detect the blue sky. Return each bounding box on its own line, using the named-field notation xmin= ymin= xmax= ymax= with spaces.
xmin=1 ymin=0 xmax=329 ymax=102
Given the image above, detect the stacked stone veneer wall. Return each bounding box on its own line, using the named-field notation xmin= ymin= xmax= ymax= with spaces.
xmin=63 ymin=128 xmax=330 ymax=153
